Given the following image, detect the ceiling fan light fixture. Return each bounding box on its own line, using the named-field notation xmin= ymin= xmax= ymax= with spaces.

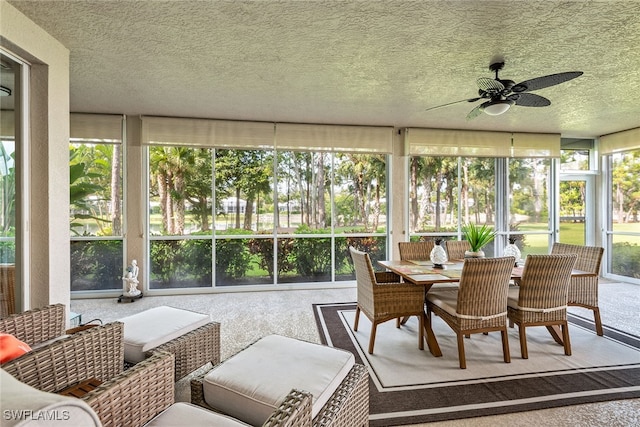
xmin=483 ymin=99 xmax=514 ymax=116
xmin=0 ymin=85 xmax=11 ymax=97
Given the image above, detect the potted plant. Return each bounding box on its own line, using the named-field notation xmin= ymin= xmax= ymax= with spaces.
xmin=462 ymin=223 xmax=496 ymax=258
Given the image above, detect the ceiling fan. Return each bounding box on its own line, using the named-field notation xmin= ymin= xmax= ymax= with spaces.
xmin=426 ymin=62 xmax=583 ymax=120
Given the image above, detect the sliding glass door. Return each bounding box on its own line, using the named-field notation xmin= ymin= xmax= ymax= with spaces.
xmin=0 ymin=50 xmax=27 ymax=315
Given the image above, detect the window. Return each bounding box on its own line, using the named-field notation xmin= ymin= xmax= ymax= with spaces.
xmin=607 ymin=149 xmax=640 ymax=279
xmin=408 ymin=156 xmax=497 ymax=251
xmin=69 ymin=114 xmax=124 ymax=292
xmin=143 ymin=118 xmax=392 ymax=288
xmin=0 ymin=52 xmax=20 ymax=316
xmin=507 ymin=158 xmax=552 ymax=257
xmin=405 ymin=128 xmax=559 ymax=257
xmin=560 ymin=138 xmax=594 ymax=171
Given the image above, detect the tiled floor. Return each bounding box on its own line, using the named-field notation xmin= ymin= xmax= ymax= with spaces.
xmin=71 ymin=279 xmax=640 ymax=426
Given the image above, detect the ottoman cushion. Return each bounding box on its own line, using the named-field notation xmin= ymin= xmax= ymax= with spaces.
xmin=119 ymin=306 xmax=210 ymax=363
xmin=145 ymin=402 xmax=250 ymax=427
xmin=203 ymin=334 xmax=355 ymax=426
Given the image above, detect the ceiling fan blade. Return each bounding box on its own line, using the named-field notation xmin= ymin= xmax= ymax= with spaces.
xmin=511 ymin=71 xmax=583 ymax=92
xmin=425 ymin=97 xmax=482 ymax=112
xmin=508 ymin=93 xmax=551 ymax=107
xmin=477 ymin=77 xmax=504 ymax=92
xmin=466 ymin=103 xmax=484 ymax=120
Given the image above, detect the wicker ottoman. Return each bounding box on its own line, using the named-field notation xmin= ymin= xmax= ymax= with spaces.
xmin=191 ymin=335 xmax=369 ymax=427
xmin=144 ymin=391 xmax=313 ymax=427
xmin=118 ymin=306 xmax=220 ymax=380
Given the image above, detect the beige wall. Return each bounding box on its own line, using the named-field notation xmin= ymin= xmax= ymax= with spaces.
xmin=1 ymin=1 xmax=71 ymax=313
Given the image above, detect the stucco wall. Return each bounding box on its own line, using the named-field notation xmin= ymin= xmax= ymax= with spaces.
xmin=1 ymin=1 xmax=71 ymax=312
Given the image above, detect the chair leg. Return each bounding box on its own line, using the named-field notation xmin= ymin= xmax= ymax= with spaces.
xmin=418 ymin=313 xmax=424 ymax=350
xmin=456 ymin=332 xmax=467 ymax=369
xmin=562 ymin=322 xmax=572 ymax=356
xmin=396 ymin=317 xmax=401 ymax=328
xmin=368 ymin=323 xmax=378 ymax=354
xmin=501 ymin=328 xmax=511 ymax=363
xmin=592 ymin=307 xmax=604 ymax=336
xmin=518 ymin=325 xmax=528 ymax=359
xmin=354 ymin=307 xmax=361 ymax=331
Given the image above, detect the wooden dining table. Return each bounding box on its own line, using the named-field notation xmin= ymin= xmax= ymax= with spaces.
xmin=377 ymin=259 xmax=595 ymax=357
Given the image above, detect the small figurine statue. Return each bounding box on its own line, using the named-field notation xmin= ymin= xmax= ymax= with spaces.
xmin=122 ymin=260 xmax=141 ymax=296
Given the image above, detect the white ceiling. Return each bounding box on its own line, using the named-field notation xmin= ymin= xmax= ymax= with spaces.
xmin=6 ymin=0 xmax=640 ymax=138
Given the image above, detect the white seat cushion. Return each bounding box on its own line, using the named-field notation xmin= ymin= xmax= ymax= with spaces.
xmin=119 ymin=306 xmax=210 ymax=363
xmin=144 ymin=402 xmax=250 ymax=427
xmin=0 ymin=369 xmax=101 ymax=427
xmin=507 ymin=287 xmax=521 ymax=309
xmin=428 ymin=282 xmax=460 ymax=291
xmin=203 ymin=334 xmax=355 ymax=426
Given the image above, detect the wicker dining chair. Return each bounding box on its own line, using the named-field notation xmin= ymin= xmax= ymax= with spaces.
xmin=444 ymin=240 xmax=471 ymax=261
xmin=550 ymin=243 xmax=605 ymax=336
xmin=507 ymin=254 xmax=577 ymax=359
xmin=350 ymin=246 xmax=426 ymax=354
xmin=398 ymin=241 xmax=435 ymax=261
xmin=425 ymin=256 xmax=515 ymax=369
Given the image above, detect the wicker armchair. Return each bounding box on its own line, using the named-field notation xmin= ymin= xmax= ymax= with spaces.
xmin=398 ymin=241 xmax=435 ymax=261
xmin=2 ymin=322 xmax=175 ymax=427
xmin=507 ymin=254 xmax=577 ymax=359
xmin=444 ymin=240 xmax=471 ymax=261
xmin=426 ymin=257 xmax=515 ymax=369
xmin=350 ymin=246 xmax=425 ymax=354
xmin=0 ymin=303 xmax=66 ymax=347
xmin=551 ymin=243 xmax=605 ymax=336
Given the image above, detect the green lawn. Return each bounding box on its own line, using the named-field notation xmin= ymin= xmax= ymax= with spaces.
xmin=519 ymin=222 xmax=640 ymax=257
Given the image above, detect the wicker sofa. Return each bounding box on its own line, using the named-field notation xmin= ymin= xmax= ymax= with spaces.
xmin=2 ymin=365 xmax=315 ymax=427
xmin=2 ymin=320 xmax=175 ymax=427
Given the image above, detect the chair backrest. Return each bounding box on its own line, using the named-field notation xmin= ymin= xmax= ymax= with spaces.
xmin=456 ymin=257 xmax=515 ymax=318
xmin=518 ymin=254 xmax=577 ymax=309
xmin=445 ymin=240 xmax=471 ymax=260
xmin=398 ymin=241 xmax=434 ymax=261
xmin=550 ymin=242 xmax=603 ymax=274
xmin=0 ymin=304 xmax=66 ymax=347
xmin=349 ymin=246 xmax=377 ymax=310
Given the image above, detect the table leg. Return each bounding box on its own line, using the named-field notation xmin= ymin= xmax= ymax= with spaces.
xmin=423 ymin=312 xmax=442 ymax=357
xmin=546 ymin=325 xmax=564 ymax=345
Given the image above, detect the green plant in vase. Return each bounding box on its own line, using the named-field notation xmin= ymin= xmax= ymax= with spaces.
xmin=462 ymin=223 xmax=496 ymax=258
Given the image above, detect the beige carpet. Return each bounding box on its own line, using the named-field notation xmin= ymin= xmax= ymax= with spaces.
xmin=314 ymin=302 xmax=640 ymax=426
xmin=342 ymin=310 xmax=640 ymax=389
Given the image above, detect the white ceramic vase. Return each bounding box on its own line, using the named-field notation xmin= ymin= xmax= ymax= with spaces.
xmin=503 ymin=237 xmax=521 ymax=266
xmin=464 ymin=249 xmax=485 ymax=258
xmin=430 ymin=240 xmax=448 ymax=268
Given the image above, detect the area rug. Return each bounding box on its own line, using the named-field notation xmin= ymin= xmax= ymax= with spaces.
xmin=313 ymin=302 xmax=640 ymax=426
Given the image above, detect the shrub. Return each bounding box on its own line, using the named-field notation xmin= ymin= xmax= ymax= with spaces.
xmin=292 ymin=225 xmax=332 ymax=277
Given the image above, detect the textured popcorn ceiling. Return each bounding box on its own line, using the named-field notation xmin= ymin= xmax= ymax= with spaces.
xmin=6 ymin=0 xmax=640 ymax=137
